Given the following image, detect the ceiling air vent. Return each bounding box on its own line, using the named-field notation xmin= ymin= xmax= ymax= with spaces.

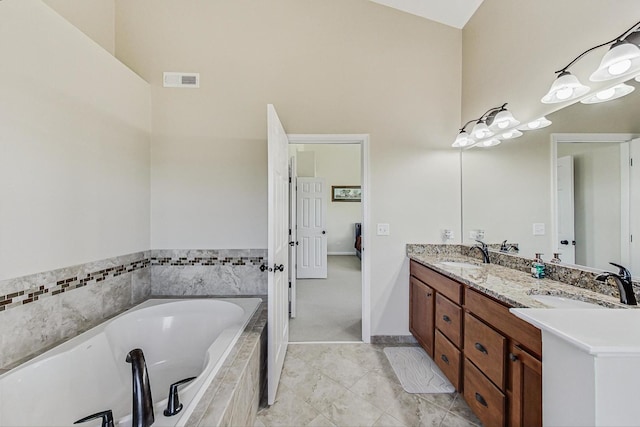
xmin=163 ymin=72 xmax=200 ymax=88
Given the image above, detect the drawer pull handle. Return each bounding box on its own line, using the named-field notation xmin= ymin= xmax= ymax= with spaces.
xmin=509 ymin=353 xmax=518 ymax=362
xmin=442 ymin=315 xmax=451 ymax=323
xmin=440 ymin=354 xmax=449 ymax=365
xmin=475 ymin=392 xmax=488 ymax=407
xmin=474 ymin=342 xmax=488 ymax=355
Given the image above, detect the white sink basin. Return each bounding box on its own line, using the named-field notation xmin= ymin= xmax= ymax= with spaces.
xmin=438 ymin=261 xmax=481 ymax=270
xmin=531 ymin=294 xmax=604 ymax=309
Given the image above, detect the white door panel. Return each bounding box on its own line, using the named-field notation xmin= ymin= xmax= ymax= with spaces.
xmin=267 ymin=104 xmax=289 ymax=405
xmin=289 ymin=156 xmax=297 ymax=318
xmin=296 ymin=177 xmax=327 ymax=278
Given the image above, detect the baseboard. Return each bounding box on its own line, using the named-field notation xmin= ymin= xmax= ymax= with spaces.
xmin=327 ymin=251 xmax=357 ymax=256
xmin=371 ymin=335 xmax=418 ymax=345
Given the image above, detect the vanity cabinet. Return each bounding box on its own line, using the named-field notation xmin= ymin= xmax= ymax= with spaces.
xmin=409 ymin=260 xmax=542 ymax=427
xmin=410 ymin=261 xmax=464 ymax=389
xmin=409 ymin=276 xmax=435 ymax=356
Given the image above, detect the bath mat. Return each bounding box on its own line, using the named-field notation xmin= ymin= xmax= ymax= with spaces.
xmin=383 ymin=347 xmax=455 ymax=394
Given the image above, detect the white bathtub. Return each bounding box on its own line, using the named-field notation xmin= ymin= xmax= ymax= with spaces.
xmin=0 ymin=298 xmax=261 ymax=427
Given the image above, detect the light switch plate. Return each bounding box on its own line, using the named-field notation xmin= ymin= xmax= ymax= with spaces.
xmin=533 ymin=223 xmax=546 ymax=236
xmin=377 ymin=223 xmax=390 ymax=236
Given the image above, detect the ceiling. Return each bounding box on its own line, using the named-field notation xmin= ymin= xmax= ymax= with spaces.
xmin=369 ymin=0 xmax=484 ymax=29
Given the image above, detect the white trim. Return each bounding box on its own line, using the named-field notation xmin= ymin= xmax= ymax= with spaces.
xmin=328 ymin=251 xmax=358 ymax=256
xmin=287 ymin=133 xmax=372 ymax=344
xmin=621 ymin=142 xmax=631 ymax=266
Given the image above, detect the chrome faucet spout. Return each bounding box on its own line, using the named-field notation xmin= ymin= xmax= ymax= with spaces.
xmin=595 ymin=263 xmax=637 ymax=305
xmin=126 ymin=348 xmax=155 ymax=427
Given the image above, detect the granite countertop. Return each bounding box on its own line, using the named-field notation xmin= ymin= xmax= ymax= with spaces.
xmin=408 ymin=252 xmax=631 ymax=310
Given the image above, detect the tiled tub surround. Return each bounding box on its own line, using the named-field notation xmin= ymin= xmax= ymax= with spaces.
xmin=407 ymin=244 xmax=640 ymax=309
xmin=151 ymin=249 xmax=267 ymax=296
xmin=187 ymin=300 xmax=267 ymax=427
xmin=0 ymin=251 xmax=151 ymax=369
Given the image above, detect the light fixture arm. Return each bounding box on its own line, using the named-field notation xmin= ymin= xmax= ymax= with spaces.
xmin=459 ymin=103 xmax=509 ymax=131
xmin=554 ymin=19 xmax=640 ymax=74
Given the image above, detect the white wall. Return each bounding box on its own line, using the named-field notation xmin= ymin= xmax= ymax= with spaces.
xmin=294 ymin=144 xmax=362 ymax=255
xmin=43 ymin=0 xmax=116 ymax=55
xmin=115 ymin=0 xmax=462 ymax=336
xmin=0 ymin=0 xmax=151 ymax=280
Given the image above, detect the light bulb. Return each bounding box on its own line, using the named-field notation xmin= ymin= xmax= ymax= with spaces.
xmin=497 ymin=120 xmax=509 ymax=129
xmin=608 ymin=59 xmax=631 ymax=76
xmin=596 ymin=88 xmax=615 ymax=100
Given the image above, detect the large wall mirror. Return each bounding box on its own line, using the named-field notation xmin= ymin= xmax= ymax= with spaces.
xmin=461 ymin=78 xmax=640 ymax=277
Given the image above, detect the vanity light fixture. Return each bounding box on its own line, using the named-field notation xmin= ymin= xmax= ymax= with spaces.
xmin=518 ymin=116 xmax=552 ymax=131
xmin=452 ymin=103 xmax=520 ymax=147
xmin=497 ymin=129 xmax=523 ymax=140
xmin=580 ymin=83 xmax=635 ymax=104
xmin=542 ymin=19 xmax=640 ymax=104
xmin=478 ymin=138 xmax=501 ymax=148
xmin=452 ymin=130 xmax=474 ymax=148
xmin=471 ymin=120 xmax=493 ymax=139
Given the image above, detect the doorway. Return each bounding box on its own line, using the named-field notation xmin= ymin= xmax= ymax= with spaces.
xmin=287 ymin=134 xmax=370 ymax=343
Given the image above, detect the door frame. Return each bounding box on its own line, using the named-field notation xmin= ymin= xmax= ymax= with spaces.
xmin=551 ymin=133 xmax=638 ymax=266
xmin=287 ymin=134 xmax=371 ymax=343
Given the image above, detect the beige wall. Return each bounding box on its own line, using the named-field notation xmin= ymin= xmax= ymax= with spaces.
xmin=114 ymin=0 xmax=462 ymax=336
xmin=0 ymin=0 xmax=151 ymax=280
xmin=43 ymin=0 xmax=115 ymax=54
xmin=461 ymin=1 xmax=640 ymax=260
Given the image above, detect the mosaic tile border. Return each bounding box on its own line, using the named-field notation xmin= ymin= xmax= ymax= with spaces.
xmin=150 ymin=256 xmax=265 ymax=267
xmin=0 ymin=259 xmax=149 ymax=313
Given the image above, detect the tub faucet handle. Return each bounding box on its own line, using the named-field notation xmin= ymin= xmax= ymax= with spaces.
xmin=74 ymin=410 xmax=114 ymax=427
xmin=164 ymin=376 xmax=197 ymax=417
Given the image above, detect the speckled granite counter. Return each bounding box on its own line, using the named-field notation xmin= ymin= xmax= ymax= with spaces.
xmin=407 ymin=245 xmax=634 ymax=310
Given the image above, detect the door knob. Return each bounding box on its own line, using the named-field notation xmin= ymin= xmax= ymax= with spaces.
xmin=274 ymin=264 xmax=284 ymax=272
xmin=322 ymin=230 xmax=326 ymax=234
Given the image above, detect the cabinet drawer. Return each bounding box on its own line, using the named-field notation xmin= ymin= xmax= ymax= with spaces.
xmin=464 ymin=358 xmax=505 ymax=427
xmin=410 ymin=261 xmax=462 ymax=304
xmin=464 ymin=313 xmax=506 ymax=389
xmin=435 ymin=293 xmax=462 ymax=347
xmin=465 ymin=288 xmax=542 ymax=358
xmin=434 ymin=330 xmax=461 ymax=391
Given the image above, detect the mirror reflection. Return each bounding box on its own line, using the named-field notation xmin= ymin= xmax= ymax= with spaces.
xmin=461 ymin=78 xmax=640 ymax=276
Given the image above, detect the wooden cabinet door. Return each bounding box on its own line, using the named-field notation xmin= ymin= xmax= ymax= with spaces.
xmin=508 ymin=344 xmax=542 ymax=427
xmin=410 ymin=277 xmax=435 ymax=357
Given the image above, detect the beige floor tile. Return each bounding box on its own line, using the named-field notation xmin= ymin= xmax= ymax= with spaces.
xmin=256 ymin=384 xmax=320 ymax=427
xmin=349 ymin=370 xmax=405 ymax=413
xmin=447 ymin=394 xmax=482 ymax=426
xmin=383 ymin=393 xmax=449 ymax=427
xmin=318 ymin=388 xmax=385 ymax=427
xmin=439 ymin=411 xmax=482 ymax=427
xmin=307 ymin=413 xmax=338 ymax=427
xmin=373 ymin=413 xmax=408 ymax=427
xmin=311 ymin=350 xmax=371 ymax=388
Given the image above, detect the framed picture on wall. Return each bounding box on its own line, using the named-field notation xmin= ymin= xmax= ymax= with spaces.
xmin=331 ymin=186 xmax=361 ymax=202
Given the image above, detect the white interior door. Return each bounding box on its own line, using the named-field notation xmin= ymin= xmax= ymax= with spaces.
xmin=557 ymin=155 xmax=576 ymax=264
xmin=296 ymin=177 xmax=328 ymax=279
xmin=267 ymin=104 xmax=289 ymax=405
xmin=630 ymin=139 xmax=639 ymax=277
xmin=289 ymin=156 xmax=298 ymax=318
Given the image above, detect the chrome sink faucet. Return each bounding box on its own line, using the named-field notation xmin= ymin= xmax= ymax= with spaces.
xmin=595 ymin=263 xmax=637 ymax=305
xmin=472 ymin=239 xmax=490 ymax=264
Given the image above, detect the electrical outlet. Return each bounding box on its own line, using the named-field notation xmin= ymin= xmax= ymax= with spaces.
xmin=533 ymin=223 xmax=546 ymax=236
xmin=377 ymin=223 xmax=390 ymax=236
xmin=469 ymin=229 xmax=485 ymax=240
xmin=442 ymin=229 xmax=454 ymax=241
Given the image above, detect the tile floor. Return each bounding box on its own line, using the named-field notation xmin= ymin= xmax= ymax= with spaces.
xmin=256 ymin=343 xmax=482 ymax=427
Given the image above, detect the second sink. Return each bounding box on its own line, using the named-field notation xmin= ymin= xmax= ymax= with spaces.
xmin=531 ymin=294 xmax=605 ymax=309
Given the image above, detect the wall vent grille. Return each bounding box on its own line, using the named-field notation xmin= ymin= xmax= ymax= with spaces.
xmin=163 ymin=72 xmax=200 ymax=88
